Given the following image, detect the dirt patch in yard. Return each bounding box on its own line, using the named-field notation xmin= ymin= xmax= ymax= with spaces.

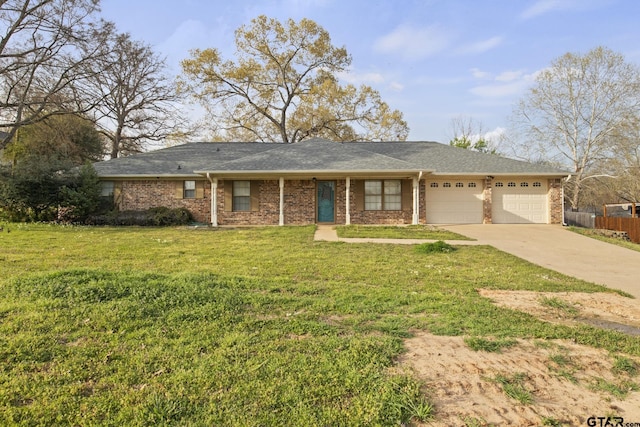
xmin=401 ymin=291 xmax=640 ymax=426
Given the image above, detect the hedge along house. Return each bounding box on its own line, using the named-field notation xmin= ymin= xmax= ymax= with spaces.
xmin=92 ymin=138 xmax=569 ymax=226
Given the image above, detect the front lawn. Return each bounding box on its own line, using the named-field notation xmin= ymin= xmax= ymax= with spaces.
xmin=0 ymin=224 xmax=635 ymax=426
xmin=336 ymin=224 xmax=471 ymax=240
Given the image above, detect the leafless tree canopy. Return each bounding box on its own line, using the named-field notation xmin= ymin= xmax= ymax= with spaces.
xmin=0 ymin=0 xmax=111 ymax=150
xmin=512 ymin=46 xmax=640 ymax=210
xmin=85 ymin=30 xmax=186 ymax=158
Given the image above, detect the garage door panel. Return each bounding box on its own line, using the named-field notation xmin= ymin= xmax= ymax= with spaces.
xmin=426 ymin=180 xmax=483 ymax=224
xmin=492 ymin=179 xmax=548 ymax=224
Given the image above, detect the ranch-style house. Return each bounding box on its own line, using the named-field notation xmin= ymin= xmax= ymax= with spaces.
xmin=92 ymin=138 xmax=569 ymax=226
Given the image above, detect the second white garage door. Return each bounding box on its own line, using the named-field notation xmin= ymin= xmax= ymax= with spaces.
xmin=492 ymin=179 xmax=548 ymax=224
xmin=425 ymin=180 xmax=484 ymax=224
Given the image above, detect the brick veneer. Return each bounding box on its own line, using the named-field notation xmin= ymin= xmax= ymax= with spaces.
xmin=116 ymin=179 xmax=211 ymax=223
xmin=548 ymin=178 xmax=563 ymax=224
xmin=112 ymin=177 xmax=563 ymax=226
xmin=483 ymin=178 xmax=493 ymax=224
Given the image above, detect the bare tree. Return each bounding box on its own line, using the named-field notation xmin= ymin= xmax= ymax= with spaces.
xmin=0 ymin=0 xmax=110 ymax=150
xmin=512 ymin=46 xmax=640 ymax=210
xmin=86 ymin=31 xmax=186 ymax=158
xmin=448 ymin=115 xmax=499 ymax=153
xmin=179 ymin=15 xmax=408 ymax=143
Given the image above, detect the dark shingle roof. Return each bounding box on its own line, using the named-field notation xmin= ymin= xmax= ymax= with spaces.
xmin=93 ymin=138 xmax=568 ymax=177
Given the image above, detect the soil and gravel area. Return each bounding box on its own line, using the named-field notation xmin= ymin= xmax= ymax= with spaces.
xmin=400 ymin=290 xmax=640 ymax=426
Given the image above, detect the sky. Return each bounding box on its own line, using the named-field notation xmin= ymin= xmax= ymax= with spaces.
xmin=100 ymin=0 xmax=640 ymax=145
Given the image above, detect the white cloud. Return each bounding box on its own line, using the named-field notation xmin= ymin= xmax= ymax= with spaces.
xmin=470 ymin=68 xmax=491 ymax=79
xmin=520 ymin=0 xmax=607 ymax=19
xmin=374 ymin=24 xmax=452 ymax=60
xmin=470 ymin=70 xmax=540 ymax=98
xmin=495 ymin=70 xmax=525 ymax=82
xmin=483 ymin=127 xmax=506 ymax=143
xmin=389 ymin=81 xmax=404 ymax=91
xmin=336 ymin=70 xmax=385 ymax=85
xmin=456 ymin=36 xmax=503 ymax=55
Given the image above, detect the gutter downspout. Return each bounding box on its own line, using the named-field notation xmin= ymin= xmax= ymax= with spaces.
xmin=207 ymin=173 xmax=218 ymax=227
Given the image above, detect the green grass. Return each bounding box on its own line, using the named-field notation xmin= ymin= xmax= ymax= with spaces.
xmin=589 ymin=378 xmax=640 ymax=399
xmin=568 ymin=226 xmax=640 ymax=252
xmin=0 ymin=223 xmax=638 ymax=425
xmin=336 ymin=224 xmax=471 ymax=240
xmin=612 ymin=355 xmax=638 ymax=376
xmin=491 ymin=373 xmax=533 ymax=404
xmin=415 ymin=240 xmax=456 ymax=254
xmin=539 ymin=296 xmax=580 ymax=316
xmin=547 ymin=351 xmax=579 ymax=383
xmin=464 ymin=336 xmax=518 ymax=353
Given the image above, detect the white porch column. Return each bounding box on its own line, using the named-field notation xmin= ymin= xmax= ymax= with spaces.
xmin=412 ymin=176 xmax=419 ymax=225
xmin=345 ymin=177 xmax=351 ymax=225
xmin=279 ymin=177 xmax=285 ymax=226
xmin=211 ymin=177 xmax=218 ymax=227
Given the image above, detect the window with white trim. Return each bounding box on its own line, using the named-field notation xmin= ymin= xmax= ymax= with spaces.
xmin=365 ymin=180 xmax=401 ymax=210
xmin=183 ymin=180 xmax=196 ymax=198
xmin=233 ymin=181 xmax=251 ymax=211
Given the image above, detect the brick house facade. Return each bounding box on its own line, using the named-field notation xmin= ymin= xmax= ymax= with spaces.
xmin=95 ymin=139 xmax=569 ymax=226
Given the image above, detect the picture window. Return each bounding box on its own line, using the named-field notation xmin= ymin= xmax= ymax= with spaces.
xmin=365 ymin=180 xmax=401 ymax=210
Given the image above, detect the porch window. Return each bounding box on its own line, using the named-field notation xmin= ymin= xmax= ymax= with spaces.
xmin=233 ymin=180 xmax=251 ymax=211
xmin=183 ymin=180 xmax=196 ymax=198
xmin=365 ymin=180 xmax=401 ymax=210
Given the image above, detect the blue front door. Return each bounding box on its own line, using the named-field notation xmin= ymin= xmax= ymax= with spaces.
xmin=317 ymin=181 xmax=335 ymax=223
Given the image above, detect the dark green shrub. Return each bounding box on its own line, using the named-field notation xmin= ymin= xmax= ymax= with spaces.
xmin=414 ymin=241 xmax=456 ymax=254
xmin=87 ymin=207 xmax=193 ymax=226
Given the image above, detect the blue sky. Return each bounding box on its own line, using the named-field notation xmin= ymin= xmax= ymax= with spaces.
xmin=100 ymin=0 xmax=640 ymax=144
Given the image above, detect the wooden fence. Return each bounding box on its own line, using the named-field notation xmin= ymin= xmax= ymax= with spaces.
xmin=595 ymin=216 xmax=640 ymax=243
xmin=564 ymin=211 xmax=595 ymax=228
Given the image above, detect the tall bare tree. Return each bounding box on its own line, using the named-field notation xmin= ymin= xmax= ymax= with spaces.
xmin=512 ymin=46 xmax=640 ymax=210
xmin=86 ymin=31 xmax=186 ymax=158
xmin=0 ymin=0 xmax=110 ymax=150
xmin=179 ymin=15 xmax=408 ymax=143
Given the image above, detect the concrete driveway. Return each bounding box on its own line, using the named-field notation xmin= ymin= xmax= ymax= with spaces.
xmin=440 ymin=224 xmax=640 ymax=299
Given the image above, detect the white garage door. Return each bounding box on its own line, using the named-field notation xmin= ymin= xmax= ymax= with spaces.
xmin=425 ymin=180 xmax=484 ymax=224
xmin=492 ymin=179 xmax=548 ymax=224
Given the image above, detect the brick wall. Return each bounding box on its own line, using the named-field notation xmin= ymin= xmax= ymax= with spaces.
xmin=483 ymin=178 xmax=492 ymax=224
xmin=548 ymin=178 xmax=563 ymax=224
xmin=111 ymin=177 xmax=565 ymax=226
xmin=217 ymin=179 xmax=316 ymax=225
xmin=116 ymin=179 xmax=211 ymax=223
